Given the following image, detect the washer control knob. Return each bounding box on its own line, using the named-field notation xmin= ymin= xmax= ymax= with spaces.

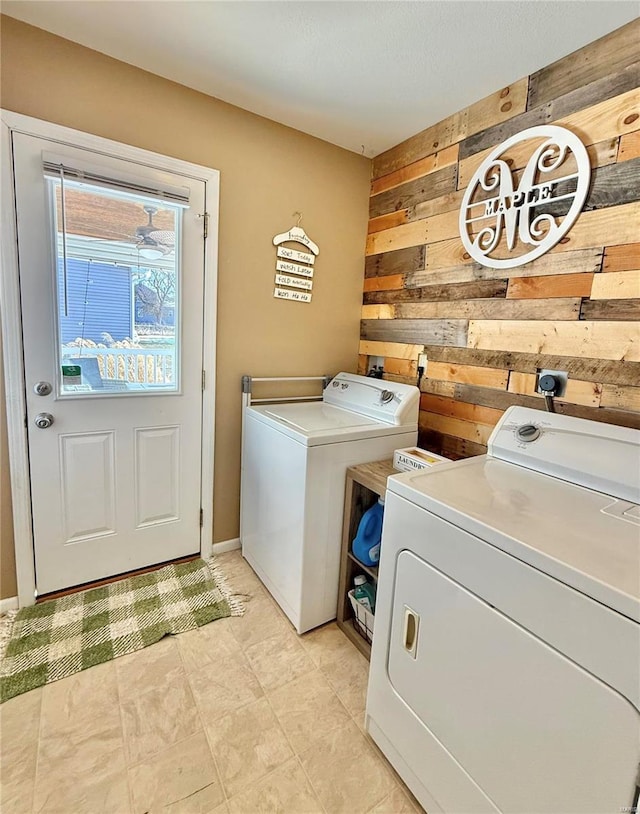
xmin=516 ymin=424 xmax=540 ymax=443
xmin=380 ymin=389 xmax=394 ymax=404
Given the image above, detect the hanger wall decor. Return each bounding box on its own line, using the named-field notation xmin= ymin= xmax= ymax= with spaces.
xmin=272 ymin=212 xmax=319 ymax=304
xmin=272 ymin=212 xmax=320 ymax=256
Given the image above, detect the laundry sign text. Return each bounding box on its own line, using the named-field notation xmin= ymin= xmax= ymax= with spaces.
xmin=459 ymin=125 xmax=591 ymax=269
xmin=277 ymin=246 xmax=315 ymax=265
xmin=275 ymin=259 xmax=314 ymax=278
xmin=275 ymin=273 xmax=313 ymax=291
xmin=274 ymin=287 xmax=312 ymax=303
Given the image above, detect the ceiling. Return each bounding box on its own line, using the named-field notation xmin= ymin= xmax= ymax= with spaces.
xmin=2 ymin=1 xmax=638 ymax=157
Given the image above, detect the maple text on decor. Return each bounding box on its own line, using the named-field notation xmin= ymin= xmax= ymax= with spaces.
xmin=459 ymin=125 xmax=591 ymax=269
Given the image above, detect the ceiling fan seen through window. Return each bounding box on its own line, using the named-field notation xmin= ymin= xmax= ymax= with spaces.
xmin=136 ymin=204 xmax=175 ymax=260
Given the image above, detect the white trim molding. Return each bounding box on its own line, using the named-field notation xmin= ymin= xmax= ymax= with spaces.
xmin=0 ymin=596 xmax=19 ymax=615
xmin=212 ymin=538 xmax=242 ymax=554
xmin=1 ymin=110 xmax=220 ymax=606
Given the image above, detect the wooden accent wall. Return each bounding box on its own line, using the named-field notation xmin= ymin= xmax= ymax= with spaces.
xmin=359 ymin=20 xmax=640 ymax=459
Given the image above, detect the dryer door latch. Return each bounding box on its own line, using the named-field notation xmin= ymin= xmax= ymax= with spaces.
xmin=402 ymin=605 xmax=420 ymax=659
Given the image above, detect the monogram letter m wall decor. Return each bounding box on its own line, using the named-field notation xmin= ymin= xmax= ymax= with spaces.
xmin=459 ymin=125 xmax=591 ymax=269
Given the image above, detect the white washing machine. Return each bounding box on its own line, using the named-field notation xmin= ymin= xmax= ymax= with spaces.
xmin=366 ymin=406 xmax=640 ymax=814
xmin=240 ymin=372 xmax=419 ymax=633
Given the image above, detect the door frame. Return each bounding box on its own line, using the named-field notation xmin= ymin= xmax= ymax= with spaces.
xmin=1 ymin=110 xmax=220 ymax=606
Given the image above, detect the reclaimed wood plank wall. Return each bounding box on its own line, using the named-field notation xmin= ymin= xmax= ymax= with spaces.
xmin=359 ymin=19 xmax=640 ymax=458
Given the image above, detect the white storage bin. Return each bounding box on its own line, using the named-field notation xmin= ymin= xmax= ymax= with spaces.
xmin=393 ymin=446 xmax=450 ymax=473
xmin=348 ymin=588 xmax=375 ymax=644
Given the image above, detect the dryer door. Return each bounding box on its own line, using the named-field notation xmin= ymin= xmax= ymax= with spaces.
xmin=388 ymin=550 xmax=640 ymax=814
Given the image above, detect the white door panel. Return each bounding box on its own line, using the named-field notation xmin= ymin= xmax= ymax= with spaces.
xmin=59 ymin=431 xmax=117 ymax=542
xmin=12 ymin=133 xmax=206 ymax=594
xmin=134 ymin=425 xmax=181 ymax=527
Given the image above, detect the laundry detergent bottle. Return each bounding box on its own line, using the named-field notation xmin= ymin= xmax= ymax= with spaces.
xmin=354 ymin=575 xmax=376 ymax=613
xmin=352 ymin=497 xmax=384 ymax=567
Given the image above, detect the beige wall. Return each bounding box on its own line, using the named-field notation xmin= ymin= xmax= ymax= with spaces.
xmin=0 ymin=16 xmax=371 ymax=598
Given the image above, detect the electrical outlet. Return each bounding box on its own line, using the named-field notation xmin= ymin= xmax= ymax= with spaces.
xmin=537 ymin=369 xmax=568 ymax=397
xmin=418 ymin=353 xmax=428 ymax=370
xmin=367 ymin=355 xmax=385 ymax=378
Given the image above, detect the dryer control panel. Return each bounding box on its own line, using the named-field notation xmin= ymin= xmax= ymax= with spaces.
xmin=323 ymin=373 xmax=419 ymax=426
xmin=488 ymin=406 xmax=640 ymax=504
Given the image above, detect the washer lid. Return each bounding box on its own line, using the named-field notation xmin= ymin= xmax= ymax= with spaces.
xmin=264 ymin=402 xmax=381 ymax=432
xmin=387 ymin=456 xmax=640 ymax=622
xmin=247 ymin=400 xmax=415 ymax=445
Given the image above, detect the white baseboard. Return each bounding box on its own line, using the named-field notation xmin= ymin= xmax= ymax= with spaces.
xmin=0 ymin=596 xmax=18 ymax=614
xmin=212 ymin=537 xmax=241 ymax=554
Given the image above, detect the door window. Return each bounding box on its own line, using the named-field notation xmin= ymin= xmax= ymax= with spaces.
xmin=48 ymin=176 xmax=182 ymax=395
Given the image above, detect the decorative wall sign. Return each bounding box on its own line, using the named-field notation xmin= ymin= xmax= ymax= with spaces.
xmin=277 ymin=246 xmax=315 ymax=265
xmin=275 ymin=259 xmax=314 ymax=278
xmin=459 ymin=125 xmax=591 ymax=269
xmin=272 ymin=213 xmax=319 ymax=304
xmin=275 ymin=273 xmax=313 ymax=290
xmin=274 ymin=287 xmax=312 ymax=303
xmin=273 ymin=225 xmax=320 ymax=256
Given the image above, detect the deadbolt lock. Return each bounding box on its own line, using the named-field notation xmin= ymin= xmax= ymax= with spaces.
xmin=34 ymin=381 xmax=52 ymax=396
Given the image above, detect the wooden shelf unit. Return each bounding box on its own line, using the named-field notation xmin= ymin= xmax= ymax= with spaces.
xmin=337 ymin=458 xmax=397 ymax=660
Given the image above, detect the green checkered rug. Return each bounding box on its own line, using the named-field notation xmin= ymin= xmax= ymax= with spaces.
xmin=0 ymin=557 xmax=244 ymax=703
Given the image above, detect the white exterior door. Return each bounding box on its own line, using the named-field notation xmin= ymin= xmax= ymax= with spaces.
xmin=11 ymin=133 xmax=208 ymax=595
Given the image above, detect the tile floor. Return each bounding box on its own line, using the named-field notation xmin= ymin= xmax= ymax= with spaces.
xmin=1 ymin=551 xmax=423 ymax=814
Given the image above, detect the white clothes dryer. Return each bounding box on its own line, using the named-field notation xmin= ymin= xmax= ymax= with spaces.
xmin=240 ymin=372 xmax=419 ymax=633
xmin=366 ymin=406 xmax=640 ymax=814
